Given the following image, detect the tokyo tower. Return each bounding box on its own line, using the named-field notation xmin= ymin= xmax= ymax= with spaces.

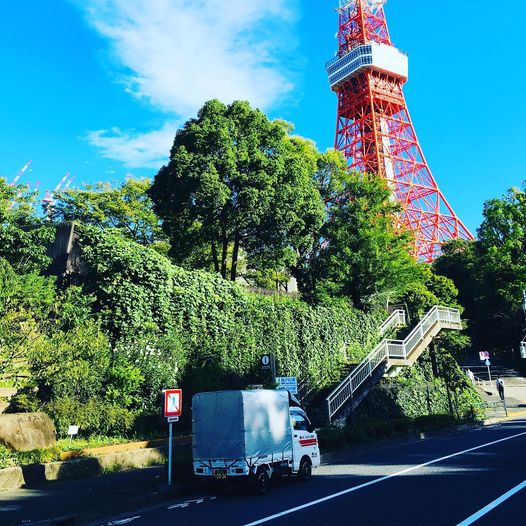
xmin=326 ymin=0 xmax=473 ymax=262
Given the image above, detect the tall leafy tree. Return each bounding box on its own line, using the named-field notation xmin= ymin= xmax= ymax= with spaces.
xmin=303 ymin=170 xmax=423 ymax=309
xmin=149 ymin=99 xmax=325 ymax=281
xmin=52 ymin=178 xmax=168 ymax=252
xmin=0 ymin=178 xmax=52 ymax=272
xmin=436 ymin=184 xmax=526 ymax=355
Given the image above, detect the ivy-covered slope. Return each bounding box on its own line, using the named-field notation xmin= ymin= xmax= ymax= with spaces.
xmin=77 ymin=227 xmax=385 ymax=395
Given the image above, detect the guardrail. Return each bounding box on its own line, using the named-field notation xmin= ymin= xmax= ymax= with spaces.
xmin=326 ymin=306 xmax=462 ymax=422
xmin=379 ymin=309 xmax=406 ymax=336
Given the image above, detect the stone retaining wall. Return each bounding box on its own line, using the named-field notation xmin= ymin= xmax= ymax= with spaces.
xmin=0 ymin=445 xmax=184 ymax=491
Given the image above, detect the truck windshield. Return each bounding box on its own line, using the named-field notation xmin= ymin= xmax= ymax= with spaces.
xmin=291 ymin=411 xmax=310 ymax=431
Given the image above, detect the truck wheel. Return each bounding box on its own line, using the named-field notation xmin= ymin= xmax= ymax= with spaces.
xmin=297 ymin=457 xmax=312 ymax=482
xmin=254 ymin=468 xmax=270 ymax=495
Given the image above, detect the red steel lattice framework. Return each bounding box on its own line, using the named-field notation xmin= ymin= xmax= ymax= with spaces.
xmin=327 ymin=0 xmax=473 ymax=262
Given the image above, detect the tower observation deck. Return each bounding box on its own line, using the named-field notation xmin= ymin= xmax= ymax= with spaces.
xmin=326 ymin=0 xmax=473 ymax=262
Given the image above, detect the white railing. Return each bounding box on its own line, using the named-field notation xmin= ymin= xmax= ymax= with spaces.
xmin=379 ymin=309 xmax=406 ymax=336
xmin=326 ymin=306 xmax=462 ymax=421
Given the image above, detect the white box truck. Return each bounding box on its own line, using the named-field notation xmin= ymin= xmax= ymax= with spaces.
xmin=192 ymin=389 xmax=320 ymax=493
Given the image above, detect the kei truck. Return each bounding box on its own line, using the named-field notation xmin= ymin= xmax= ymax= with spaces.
xmin=192 ymin=389 xmax=320 ymax=493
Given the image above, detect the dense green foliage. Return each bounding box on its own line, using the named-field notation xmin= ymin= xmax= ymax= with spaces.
xmin=299 ymin=170 xmax=424 ymax=309
xmin=52 ymin=178 xmax=169 ymax=254
xmin=355 ymin=355 xmax=482 ymax=423
xmin=0 ymin=178 xmax=53 ymax=272
xmin=435 ymin=183 xmax=526 ymax=360
xmin=77 ymin=227 xmax=385 ymax=396
xmin=149 ymin=99 xmax=325 ymax=281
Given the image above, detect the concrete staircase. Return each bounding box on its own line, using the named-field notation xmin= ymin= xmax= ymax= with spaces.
xmin=462 ymin=359 xmax=526 ymax=418
xmin=325 ymin=306 xmax=463 ymax=424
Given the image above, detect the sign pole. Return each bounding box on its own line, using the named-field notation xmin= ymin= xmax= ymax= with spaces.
xmin=168 ymin=421 xmax=173 ymax=486
xmin=487 ymin=362 xmax=492 ymax=382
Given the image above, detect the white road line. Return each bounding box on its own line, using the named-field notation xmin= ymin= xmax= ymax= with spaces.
xmin=456 ymin=479 xmax=526 ymax=525
xmin=244 ymin=430 xmax=526 ymax=526
xmin=107 ymin=517 xmax=141 ymax=525
xmin=167 ymin=503 xmax=189 ymax=509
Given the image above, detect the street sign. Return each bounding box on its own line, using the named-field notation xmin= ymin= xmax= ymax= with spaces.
xmin=261 ymin=354 xmax=271 ymax=370
xmin=67 ymin=425 xmax=79 ymax=446
xmin=163 ymin=388 xmax=182 ymax=488
xmin=163 ymin=389 xmax=182 ymax=418
xmin=479 ymin=351 xmax=490 ymax=361
xmin=276 ymin=376 xmax=298 ymax=395
xmin=485 ymin=359 xmax=491 ymax=367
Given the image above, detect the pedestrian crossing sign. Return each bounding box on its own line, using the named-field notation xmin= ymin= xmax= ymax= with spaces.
xmin=163 ymin=389 xmax=182 ymax=418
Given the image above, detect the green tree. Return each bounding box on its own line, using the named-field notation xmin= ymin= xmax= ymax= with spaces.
xmin=52 ymin=178 xmax=169 ymax=253
xmin=0 ymin=179 xmax=53 ymax=272
xmin=0 ymin=258 xmax=56 ymax=383
xmin=303 ymin=171 xmax=423 ymax=309
xmin=149 ymin=99 xmax=325 ymax=281
xmin=436 ymin=184 xmax=526 ymax=356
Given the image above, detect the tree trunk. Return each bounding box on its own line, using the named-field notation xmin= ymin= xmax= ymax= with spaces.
xmin=220 ymin=230 xmax=228 ymax=279
xmin=211 ymin=242 xmax=219 ymax=273
xmin=230 ymin=233 xmax=240 ymax=281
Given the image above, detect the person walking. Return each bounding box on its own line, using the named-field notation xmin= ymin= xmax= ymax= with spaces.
xmin=496 ymin=376 xmax=505 ymax=401
xmin=466 ymin=369 xmax=475 ymax=385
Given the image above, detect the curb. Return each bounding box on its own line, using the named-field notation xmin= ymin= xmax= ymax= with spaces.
xmin=60 ymin=435 xmax=190 ymax=461
xmin=0 ymin=442 xmax=192 ymax=492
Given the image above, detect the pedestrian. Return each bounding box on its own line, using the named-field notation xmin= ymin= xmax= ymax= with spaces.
xmin=496 ymin=376 xmax=505 ymax=401
xmin=466 ymin=369 xmax=475 ymax=385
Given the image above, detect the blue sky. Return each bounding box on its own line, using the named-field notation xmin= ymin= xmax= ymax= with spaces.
xmin=1 ymin=0 xmax=524 ymax=234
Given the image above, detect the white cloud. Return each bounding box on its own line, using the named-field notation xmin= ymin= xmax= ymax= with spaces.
xmin=76 ymin=0 xmax=299 ymax=168
xmin=87 ymin=121 xmax=179 ymax=169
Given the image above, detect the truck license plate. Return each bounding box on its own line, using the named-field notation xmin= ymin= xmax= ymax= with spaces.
xmin=213 ymin=469 xmax=227 ymax=480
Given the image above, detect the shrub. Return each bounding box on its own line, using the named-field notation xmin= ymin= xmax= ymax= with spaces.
xmin=45 ymin=396 xmax=136 ymax=437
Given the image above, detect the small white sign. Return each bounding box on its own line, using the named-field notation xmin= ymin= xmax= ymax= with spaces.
xmin=67 ymin=425 xmax=79 ymax=436
xmin=276 ymin=376 xmax=298 ymax=395
xmin=167 ymin=416 xmax=179 ymax=423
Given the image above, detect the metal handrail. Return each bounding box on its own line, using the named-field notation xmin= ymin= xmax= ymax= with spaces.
xmin=326 ymin=306 xmax=462 ymax=421
xmin=379 ymin=309 xmax=406 ymax=336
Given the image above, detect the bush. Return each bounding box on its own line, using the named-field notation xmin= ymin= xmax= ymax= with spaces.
xmin=45 ymin=396 xmax=136 ymax=437
xmin=6 ymin=390 xmax=40 ymax=413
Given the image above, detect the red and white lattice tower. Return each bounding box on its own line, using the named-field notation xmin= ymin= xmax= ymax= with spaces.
xmin=326 ymin=0 xmax=473 ymax=262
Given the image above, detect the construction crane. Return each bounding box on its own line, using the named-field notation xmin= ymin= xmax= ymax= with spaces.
xmin=9 ymin=160 xmax=33 ymax=186
xmin=42 ymin=172 xmax=71 ymax=204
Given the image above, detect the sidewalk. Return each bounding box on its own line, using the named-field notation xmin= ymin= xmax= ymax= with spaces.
xmin=0 ymin=465 xmax=197 ymax=526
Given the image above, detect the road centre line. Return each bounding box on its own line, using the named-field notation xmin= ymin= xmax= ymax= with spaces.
xmin=456 ymin=479 xmax=526 ymax=525
xmin=244 ymin=430 xmax=526 ymax=526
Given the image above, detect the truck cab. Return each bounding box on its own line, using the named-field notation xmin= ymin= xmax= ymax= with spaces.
xmin=290 ymin=406 xmax=320 ymax=478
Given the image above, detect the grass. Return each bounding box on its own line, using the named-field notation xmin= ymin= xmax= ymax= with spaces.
xmin=0 ymin=444 xmax=62 ymax=469
xmin=57 ymin=435 xmax=137 ymax=452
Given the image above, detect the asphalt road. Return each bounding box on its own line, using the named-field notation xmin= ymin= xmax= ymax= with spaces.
xmin=87 ymin=419 xmax=526 ymax=526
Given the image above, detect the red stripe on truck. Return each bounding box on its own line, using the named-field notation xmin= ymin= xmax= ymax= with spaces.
xmin=299 ymin=439 xmax=318 ymax=447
